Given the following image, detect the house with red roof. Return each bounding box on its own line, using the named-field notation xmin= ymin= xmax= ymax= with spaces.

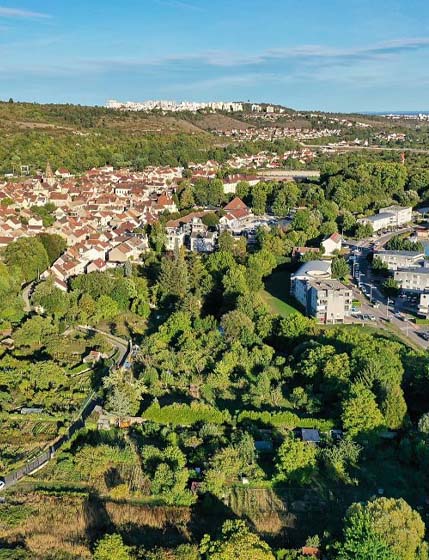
xmin=55 ymin=168 xmax=73 ymax=179
xmin=321 ymin=232 xmax=342 ymax=256
xmin=86 ymin=258 xmax=108 ymax=274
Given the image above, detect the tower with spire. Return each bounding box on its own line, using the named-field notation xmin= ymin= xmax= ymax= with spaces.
xmin=44 ymin=161 xmax=55 ymax=186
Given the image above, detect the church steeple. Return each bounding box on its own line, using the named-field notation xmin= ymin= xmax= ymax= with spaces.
xmin=44 ymin=161 xmax=55 ymax=186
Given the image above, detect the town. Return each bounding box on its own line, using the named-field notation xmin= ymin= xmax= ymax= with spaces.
xmin=3 ymin=0 xmax=429 ymax=554
xmin=3 ymin=155 xmax=429 ymax=352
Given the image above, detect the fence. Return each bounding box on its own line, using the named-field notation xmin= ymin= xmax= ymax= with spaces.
xmin=1 ymin=394 xmax=102 ymax=491
xmin=0 ymin=334 xmax=131 ymax=492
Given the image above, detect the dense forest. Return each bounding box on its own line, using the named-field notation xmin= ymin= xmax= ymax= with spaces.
xmin=2 ymin=226 xmax=429 ymax=559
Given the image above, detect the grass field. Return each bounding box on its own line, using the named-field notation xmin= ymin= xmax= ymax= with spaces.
xmin=261 ymin=269 xmax=303 ymax=317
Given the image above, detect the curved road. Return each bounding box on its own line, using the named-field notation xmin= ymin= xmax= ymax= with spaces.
xmin=302 ymin=143 xmax=429 ymax=155
xmin=77 ymin=325 xmax=129 ymax=366
xmin=22 ymin=282 xmax=35 ymax=313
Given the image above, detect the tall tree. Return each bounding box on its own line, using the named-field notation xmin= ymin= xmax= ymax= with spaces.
xmin=200 ymin=520 xmax=275 ymax=560
xmin=342 ymin=383 xmax=384 ymax=438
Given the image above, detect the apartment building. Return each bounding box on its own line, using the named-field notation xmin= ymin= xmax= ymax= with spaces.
xmin=293 ymin=277 xmax=352 ymax=324
xmin=374 ymin=250 xmax=424 ymax=271
xmin=290 ymin=261 xmax=351 ymax=323
xmin=358 ymin=205 xmax=412 ymax=232
xmin=418 ymin=293 xmax=429 ymax=317
xmin=394 ymin=266 xmax=429 ymax=292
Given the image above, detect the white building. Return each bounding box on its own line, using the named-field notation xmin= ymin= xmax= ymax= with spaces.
xmin=394 ymin=266 xmax=429 ymax=292
xmin=189 ymin=230 xmax=218 ymax=253
xmin=165 ymin=229 xmax=186 ymax=251
xmin=292 ymin=275 xmax=352 ymax=324
xmin=321 ymin=232 xmax=342 ymax=256
xmin=106 ymin=99 xmax=243 ymax=113
xmin=358 ymin=205 xmax=412 ymax=232
xmin=222 ymin=174 xmax=259 ymax=195
xmin=291 ymin=260 xmax=332 ymax=311
xmin=374 ymin=250 xmax=424 ymax=271
xmin=379 ymin=205 xmax=413 ymax=227
xmin=418 ymin=293 xmax=429 ymax=317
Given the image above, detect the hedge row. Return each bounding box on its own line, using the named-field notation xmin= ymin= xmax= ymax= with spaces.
xmin=142 ymin=401 xmax=334 ymax=431
xmin=237 ymin=410 xmax=333 ymax=431
xmin=142 ymin=401 xmax=231 ymax=426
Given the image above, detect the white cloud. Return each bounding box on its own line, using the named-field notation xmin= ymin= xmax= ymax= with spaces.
xmin=0 ymin=6 xmax=51 ymax=19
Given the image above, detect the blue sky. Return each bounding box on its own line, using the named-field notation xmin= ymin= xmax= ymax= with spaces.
xmin=1 ymin=0 xmax=429 ymax=111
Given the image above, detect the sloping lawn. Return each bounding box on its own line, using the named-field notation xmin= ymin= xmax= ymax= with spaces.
xmin=262 ymin=269 xmax=303 ymax=317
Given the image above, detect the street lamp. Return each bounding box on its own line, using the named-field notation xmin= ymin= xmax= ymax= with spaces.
xmin=386 ymin=297 xmax=393 ymax=319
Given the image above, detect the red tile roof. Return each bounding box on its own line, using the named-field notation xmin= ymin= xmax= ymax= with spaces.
xmin=224 ymin=197 xmax=248 ymax=211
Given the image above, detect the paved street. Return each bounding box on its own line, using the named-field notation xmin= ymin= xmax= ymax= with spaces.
xmin=347 ymin=240 xmax=429 ymax=350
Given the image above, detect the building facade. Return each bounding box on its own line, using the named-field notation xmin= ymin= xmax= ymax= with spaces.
xmin=358 ymin=206 xmax=412 ymax=232
xmin=291 ymin=261 xmax=351 ymax=323
xmin=394 ymin=267 xmax=429 ymax=292
xmin=374 ymin=250 xmax=424 ymax=271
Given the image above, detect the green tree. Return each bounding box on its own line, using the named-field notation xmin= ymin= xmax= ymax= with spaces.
xmin=200 ymin=520 xmax=275 ymax=560
xmin=251 ymin=182 xmax=270 ymax=215
xmin=383 ymin=278 xmax=400 ymax=297
xmin=221 ymin=310 xmax=255 ymax=345
xmin=32 ymin=279 xmax=69 ymax=319
xmin=322 ymin=439 xmax=361 ymax=484
xmin=218 ymin=231 xmax=235 ymax=253
xmin=194 ymin=178 xmax=224 ymax=206
xmin=158 ymin=251 xmax=189 ymax=301
xmin=381 ymin=384 xmax=407 ymax=430
xmin=104 ymin=368 xmax=146 ymax=417
xmin=277 ymin=314 xmax=315 ymax=340
xmin=345 ymin=498 xmax=427 ymax=560
xmin=179 ymin=185 xmax=195 ymax=209
xmin=354 ymin=222 xmax=373 ymax=239
xmin=94 ymin=533 xmax=134 ymax=560
xmin=14 ymin=316 xmax=57 ymax=350
xmin=372 ymin=256 xmax=389 ymax=274
xmin=342 ymin=383 xmax=384 ymax=438
xmin=37 ymin=233 xmax=67 ymax=265
xmin=337 ymin=507 xmax=399 ymax=560
xmin=275 ymin=435 xmax=318 ymax=485
xmin=149 ymin=222 xmax=167 ymax=253
xmin=203 ymin=446 xmax=243 ymax=497
xmin=291 ymin=209 xmax=311 ymax=231
xmin=331 ymin=257 xmax=349 ymax=280
xmin=201 ymin=212 xmax=220 ymax=228
xmin=236 ymin=180 xmax=250 ymax=199
xmin=4 ymin=237 xmax=49 ymax=282
xmin=95 ymin=295 xmax=119 ymax=321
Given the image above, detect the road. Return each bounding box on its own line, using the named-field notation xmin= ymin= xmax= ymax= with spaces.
xmin=347 ymin=227 xmax=414 ymax=250
xmin=302 ymin=143 xmax=429 ymax=155
xmin=257 ymin=169 xmax=320 ymax=180
xmin=21 ymin=282 xmax=35 ymax=313
xmin=77 ymin=325 xmax=129 ymax=366
xmin=349 ymin=244 xmax=428 ymax=350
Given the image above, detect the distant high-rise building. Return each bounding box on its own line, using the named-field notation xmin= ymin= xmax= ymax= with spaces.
xmin=106 ymin=99 xmax=244 ymax=113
